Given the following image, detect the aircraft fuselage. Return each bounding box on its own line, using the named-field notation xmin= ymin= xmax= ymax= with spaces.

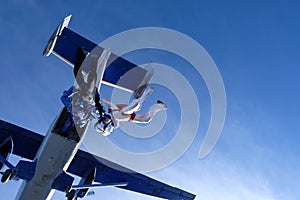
xmin=16 ymin=109 xmax=87 ymax=200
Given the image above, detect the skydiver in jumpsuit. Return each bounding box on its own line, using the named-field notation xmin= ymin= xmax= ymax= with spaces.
xmin=60 ymin=48 xmax=102 ymax=133
xmin=94 ymin=86 xmax=168 ymax=136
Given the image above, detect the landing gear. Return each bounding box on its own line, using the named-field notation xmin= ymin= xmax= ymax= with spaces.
xmin=66 ymin=189 xmax=76 ymax=200
xmin=1 ymin=169 xmax=12 ymax=183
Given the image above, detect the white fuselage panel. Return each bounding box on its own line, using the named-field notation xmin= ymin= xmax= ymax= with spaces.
xmin=15 ymin=123 xmax=82 ymax=200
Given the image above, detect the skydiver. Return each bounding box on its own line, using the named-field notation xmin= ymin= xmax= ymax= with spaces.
xmin=60 ymin=86 xmax=99 ymax=129
xmin=60 ymin=48 xmax=102 ymax=129
xmin=94 ymin=86 xmax=168 ymax=136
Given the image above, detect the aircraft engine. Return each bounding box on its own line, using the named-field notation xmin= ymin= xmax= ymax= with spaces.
xmin=0 ymin=137 xmax=13 ymax=170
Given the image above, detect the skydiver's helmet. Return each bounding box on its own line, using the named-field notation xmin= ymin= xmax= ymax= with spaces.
xmin=95 ymin=114 xmax=114 ymax=136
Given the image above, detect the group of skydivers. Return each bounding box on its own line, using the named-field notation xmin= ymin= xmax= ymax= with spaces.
xmin=60 ymin=49 xmax=167 ymax=136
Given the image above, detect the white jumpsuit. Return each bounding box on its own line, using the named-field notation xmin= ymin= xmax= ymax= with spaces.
xmin=100 ymin=87 xmax=167 ymax=128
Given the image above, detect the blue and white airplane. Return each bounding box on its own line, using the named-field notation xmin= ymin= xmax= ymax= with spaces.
xmin=0 ymin=16 xmax=196 ymax=200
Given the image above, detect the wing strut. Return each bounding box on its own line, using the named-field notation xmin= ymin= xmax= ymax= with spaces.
xmin=71 ymin=182 xmax=128 ymax=190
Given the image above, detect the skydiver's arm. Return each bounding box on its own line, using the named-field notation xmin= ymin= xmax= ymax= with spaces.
xmin=61 ymin=86 xmax=74 ymax=112
xmin=100 ymin=99 xmax=118 ymax=110
xmin=86 ymin=55 xmax=98 ymax=94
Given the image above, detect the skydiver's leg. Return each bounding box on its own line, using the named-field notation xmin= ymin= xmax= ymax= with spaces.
xmin=100 ymin=99 xmax=119 ymax=110
xmin=131 ymin=101 xmax=167 ymax=123
xmin=74 ymin=47 xmax=86 ymax=86
xmin=73 ymin=48 xmax=97 ymax=103
xmin=73 ymin=48 xmax=91 ymax=104
xmin=80 ymin=58 xmax=97 ymax=103
xmin=112 ymin=111 xmax=131 ymax=122
xmin=86 ymin=55 xmax=98 ymax=95
xmin=121 ymin=86 xmax=154 ymax=115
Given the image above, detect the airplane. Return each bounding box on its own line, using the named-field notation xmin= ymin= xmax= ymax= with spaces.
xmin=0 ymin=15 xmax=196 ymax=200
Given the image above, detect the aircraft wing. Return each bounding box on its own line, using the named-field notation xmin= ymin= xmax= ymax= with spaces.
xmin=0 ymin=120 xmax=43 ymax=161
xmin=43 ymin=15 xmax=149 ymax=96
xmin=68 ymin=149 xmax=195 ymax=200
xmin=0 ymin=120 xmax=196 ymax=200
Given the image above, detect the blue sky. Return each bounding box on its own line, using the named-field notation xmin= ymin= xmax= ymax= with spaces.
xmin=0 ymin=0 xmax=300 ymax=199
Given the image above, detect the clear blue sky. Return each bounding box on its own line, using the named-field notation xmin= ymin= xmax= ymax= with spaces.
xmin=0 ymin=0 xmax=300 ymax=199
